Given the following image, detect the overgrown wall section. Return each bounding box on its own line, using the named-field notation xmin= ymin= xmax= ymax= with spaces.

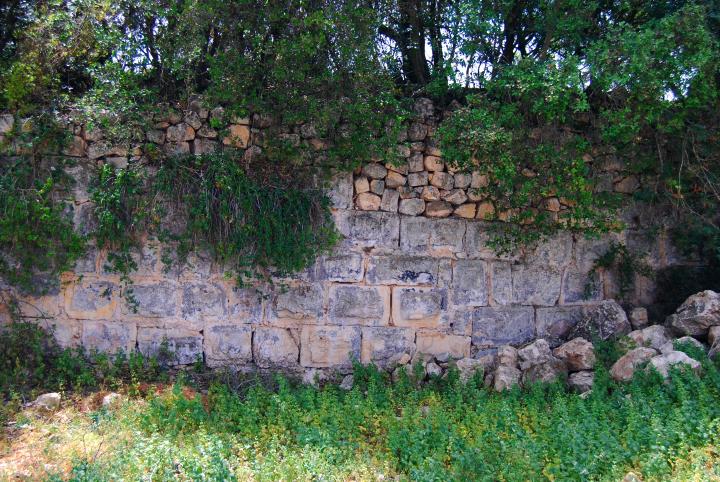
xmin=0 ymin=103 xmax=678 ymax=375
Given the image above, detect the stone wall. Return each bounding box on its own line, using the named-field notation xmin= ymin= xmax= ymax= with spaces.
xmin=0 ymin=100 xmax=679 ymax=377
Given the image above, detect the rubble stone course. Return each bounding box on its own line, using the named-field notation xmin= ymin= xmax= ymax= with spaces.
xmin=0 ymin=98 xmax=692 ymax=380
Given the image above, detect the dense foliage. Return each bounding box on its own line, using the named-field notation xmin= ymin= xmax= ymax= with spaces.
xmin=0 ymin=0 xmax=719 ymax=288
xmin=1 ymin=321 xmax=719 ymax=480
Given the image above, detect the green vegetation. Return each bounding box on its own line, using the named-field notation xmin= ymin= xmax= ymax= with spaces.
xmin=0 ymin=322 xmax=719 ymax=480
xmin=154 ymin=153 xmax=338 ymax=282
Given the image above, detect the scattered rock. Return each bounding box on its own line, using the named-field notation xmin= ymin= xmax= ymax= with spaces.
xmin=628 ymin=325 xmax=670 ymax=351
xmin=568 ymin=371 xmax=594 ymax=393
xmin=521 ymin=357 xmax=567 ymax=385
xmin=518 ymin=339 xmax=552 ymax=370
xmin=340 ymin=375 xmax=354 ymax=390
xmin=102 ymin=392 xmax=122 ymax=408
xmin=610 ymin=347 xmax=657 ymax=382
xmin=667 ymin=290 xmax=720 ymax=337
xmin=426 ymin=362 xmax=443 ymax=378
xmin=571 ymin=300 xmax=630 ymax=340
xmin=497 ymin=345 xmax=518 ymax=368
xmin=553 ymin=337 xmax=595 ymax=371
xmin=35 ymin=393 xmax=61 ymax=411
xmin=456 ymin=357 xmax=488 ymax=382
xmin=647 ymin=351 xmax=701 ymax=378
xmin=387 ymin=352 xmax=412 ymax=369
xmin=494 ymin=365 xmax=521 ymax=391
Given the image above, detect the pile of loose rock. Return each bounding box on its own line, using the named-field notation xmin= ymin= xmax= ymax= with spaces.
xmin=340 ymin=290 xmax=720 ymax=394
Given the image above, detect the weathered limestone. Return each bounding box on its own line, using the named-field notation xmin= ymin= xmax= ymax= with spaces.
xmin=568 ymin=371 xmax=594 ymax=393
xmin=329 ymin=285 xmax=390 ymax=326
xmin=82 ymin=321 xmax=136 ymax=354
xmin=416 ymin=333 xmax=470 ymax=359
xmin=628 ymin=325 xmax=670 ymax=351
xmin=667 ymin=290 xmax=720 ymax=336
xmin=553 ymin=338 xmax=595 ymax=371
xmin=300 ymin=326 xmax=361 ymax=369
xmin=571 ymin=300 xmax=630 ymax=340
xmin=253 ymin=327 xmax=299 ymax=368
xmin=366 ymin=255 xmax=439 ymax=285
xmin=472 ymin=307 xmax=535 ymax=348
xmin=392 ymin=287 xmax=447 ymax=328
xmin=270 ymin=284 xmax=324 ymax=325
xmin=361 ymin=327 xmax=416 ymax=367
xmin=201 ymin=325 xmax=251 ymax=367
xmin=610 ymin=347 xmax=657 ymax=382
xmin=138 ymin=328 xmax=203 ymax=365
xmin=646 ymin=351 xmax=701 ymax=378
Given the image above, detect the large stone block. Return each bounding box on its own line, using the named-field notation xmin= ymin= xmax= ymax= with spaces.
xmin=113 ymin=244 xmax=158 ymax=277
xmin=327 ymin=172 xmax=353 ymax=209
xmin=138 ymin=327 xmax=203 ymax=365
xmin=360 ymin=327 xmax=416 ymax=367
xmin=82 ymin=320 xmax=136 ymax=354
xmin=400 ymin=217 xmax=466 ymax=253
xmin=317 ymin=252 xmax=364 ymax=282
xmin=416 ymin=333 xmax=471 ymax=358
xmin=123 ymin=282 xmax=179 ymax=318
xmin=366 ymin=255 xmax=439 ymax=285
xmin=204 ymin=324 xmax=253 ymax=367
xmin=392 ymin=287 xmax=447 ymax=328
xmin=181 ymin=283 xmax=227 ymax=321
xmin=472 ymin=307 xmax=535 ymax=348
xmin=562 ymin=269 xmax=602 ymax=303
xmin=66 ymin=280 xmax=117 ymax=319
xmin=270 ymin=284 xmax=324 ymax=325
xmin=511 ymin=264 xmax=561 ymax=306
xmin=491 ymin=262 xmax=512 ymax=305
xmin=227 ymin=286 xmax=263 ymax=323
xmin=253 ymin=327 xmax=299 ymax=368
xmin=334 ymin=210 xmax=400 ymax=248
xmin=452 ymin=259 xmax=488 ymax=307
xmin=464 ymin=222 xmax=499 ymax=258
xmin=529 ymin=233 xmax=574 ymax=268
xmin=328 ymin=285 xmax=390 ymax=326
xmin=536 ymin=306 xmax=586 ymax=346
xmin=300 ymin=325 xmax=361 ymax=368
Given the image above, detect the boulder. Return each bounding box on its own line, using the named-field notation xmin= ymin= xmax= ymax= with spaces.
xmin=497 ymin=345 xmax=518 ymax=368
xmin=518 ymin=339 xmax=552 ymax=370
xmin=35 ymin=392 xmax=61 ymax=411
xmin=709 ymin=325 xmax=720 ymax=346
xmin=646 ymin=351 xmax=701 ymax=378
xmin=709 ymin=341 xmax=719 ymax=360
xmin=667 ymin=290 xmax=720 ymax=336
xmin=456 ymin=357 xmax=490 ymax=383
xmin=568 ymin=371 xmax=594 ymax=394
xmin=660 ymin=336 xmax=705 ymax=354
xmin=339 ymin=375 xmax=354 ymax=391
xmin=521 ymin=357 xmax=568 ymax=385
xmin=629 ymin=307 xmax=649 ymax=329
xmin=628 ymin=325 xmax=670 ymax=351
xmin=553 ymin=337 xmax=596 ymax=371
xmin=493 ymin=365 xmax=521 ymax=391
xmin=426 ymin=362 xmax=443 ymax=378
xmin=571 ymin=300 xmax=630 ymax=341
xmin=610 ymin=347 xmax=657 ymax=382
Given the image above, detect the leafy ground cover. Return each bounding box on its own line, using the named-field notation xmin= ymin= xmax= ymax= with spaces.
xmin=1 ymin=323 xmax=720 ymax=481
